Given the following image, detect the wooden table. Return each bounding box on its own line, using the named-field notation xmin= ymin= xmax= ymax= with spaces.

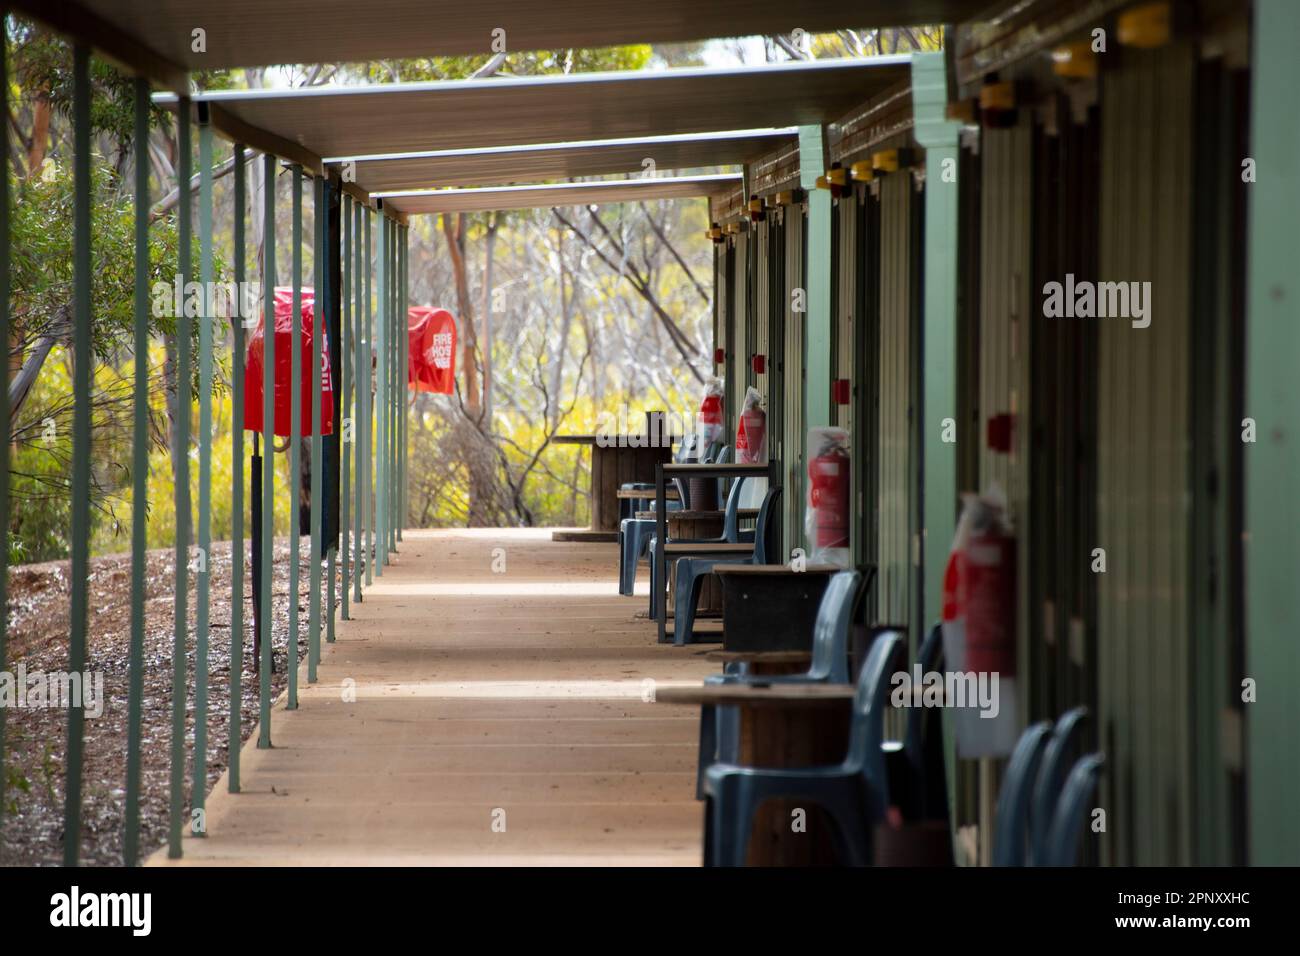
xmin=714 ymin=564 xmax=841 ymax=652
xmin=655 ymin=682 xmax=853 ymax=865
xmin=552 ymin=434 xmax=676 ymax=542
xmin=654 ymin=461 xmax=776 ymax=644
xmin=705 ymin=649 xmax=812 ymax=677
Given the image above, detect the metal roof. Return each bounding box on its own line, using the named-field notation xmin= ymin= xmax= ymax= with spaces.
xmin=157 ymin=57 xmax=911 ymax=182
xmin=333 ymin=128 xmax=795 ymax=193
xmin=17 ymin=0 xmax=981 ymax=81
xmin=376 ymin=173 xmax=740 ymax=215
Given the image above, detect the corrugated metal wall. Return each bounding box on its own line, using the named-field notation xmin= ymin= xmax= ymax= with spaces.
xmin=833 ymin=190 xmax=857 ymax=564
xmin=834 ymin=191 xmax=857 ymax=433
xmin=1097 ymin=42 xmax=1196 ymax=867
xmin=978 ymin=120 xmax=1034 ymax=718
xmin=855 ymin=185 xmax=881 ymax=594
xmin=729 ymin=230 xmax=750 ymax=442
xmin=1027 ymin=95 xmax=1102 ymax=782
xmin=782 ymin=205 xmax=806 ymax=555
xmin=754 ymin=216 xmax=771 ymax=400
xmin=718 ymin=240 xmax=732 ymax=441
xmin=876 ymin=172 xmax=915 ymax=627
xmin=973 ymin=120 xmax=1033 ymax=865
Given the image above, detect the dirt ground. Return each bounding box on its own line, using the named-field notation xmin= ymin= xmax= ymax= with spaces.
xmin=1 ymin=536 xmax=326 ymax=866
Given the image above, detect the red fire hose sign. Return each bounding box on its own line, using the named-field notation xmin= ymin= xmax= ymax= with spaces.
xmin=408 ymin=306 xmax=456 ymax=394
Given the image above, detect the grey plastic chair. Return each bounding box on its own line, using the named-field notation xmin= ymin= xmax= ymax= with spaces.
xmin=1030 ymin=706 xmax=1088 ymax=865
xmin=695 ymin=570 xmax=862 ymax=798
xmin=639 ymin=474 xmax=749 ymax=608
xmin=669 ymin=486 xmax=782 ymax=644
xmin=701 ymin=629 xmax=906 ymax=867
xmin=898 ymin=623 xmax=948 ymax=822
xmin=618 ymin=446 xmax=719 ymax=597
xmin=991 ymin=721 xmax=1053 ymax=866
xmin=1042 ymin=753 xmax=1104 ymax=866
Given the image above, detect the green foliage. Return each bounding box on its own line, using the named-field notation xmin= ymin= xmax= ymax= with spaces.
xmin=10 ymin=159 xmax=186 ymax=359
xmin=363 ymin=44 xmax=652 ymax=83
xmin=4 ymin=763 xmax=32 ymax=816
xmin=8 ymin=19 xmax=175 ymax=156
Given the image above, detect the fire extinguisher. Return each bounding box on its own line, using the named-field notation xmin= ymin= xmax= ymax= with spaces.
xmin=962 ymin=524 xmax=1017 ymax=676
xmin=807 ymin=442 xmax=850 ymax=550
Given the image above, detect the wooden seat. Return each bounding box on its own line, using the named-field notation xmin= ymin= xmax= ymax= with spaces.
xmin=662 ymin=542 xmax=754 ymax=554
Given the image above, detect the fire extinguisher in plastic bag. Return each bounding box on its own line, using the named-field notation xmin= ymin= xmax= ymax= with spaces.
xmin=953 ymin=488 xmax=1016 ymax=676
xmin=805 ymin=427 xmax=850 ymax=565
xmin=735 ymin=386 xmax=767 ymax=464
xmin=945 ymin=487 xmax=1020 ymax=759
xmin=695 ymin=377 xmax=725 ymax=456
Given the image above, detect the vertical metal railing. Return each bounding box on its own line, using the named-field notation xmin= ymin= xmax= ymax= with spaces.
xmin=386 ymin=219 xmax=395 ymax=555
xmin=323 ymin=179 xmax=336 ymax=647
xmin=258 ymin=153 xmax=276 ymax=750
xmin=341 ymin=194 xmax=353 ymax=620
xmin=400 ymin=225 xmax=409 ymax=537
xmin=65 ymin=43 xmax=93 ymax=867
xmin=193 ymin=109 xmax=214 ymax=837
xmin=308 ymin=174 xmax=324 ymax=683
xmin=0 ymin=23 xmax=10 ymax=853
xmin=0 ymin=33 xmax=423 ymax=862
xmin=166 ymin=91 xmax=192 ymax=862
xmin=375 ymin=214 xmax=387 ymax=575
xmin=287 ymin=166 xmax=302 ymax=711
xmin=122 ymin=75 xmax=151 ymax=867
xmin=229 ymin=143 xmax=246 ymax=795
xmin=363 ymin=209 xmax=374 ymax=587
xmin=355 ymin=201 xmax=367 ymax=600
xmin=390 ymin=221 xmax=400 ymax=552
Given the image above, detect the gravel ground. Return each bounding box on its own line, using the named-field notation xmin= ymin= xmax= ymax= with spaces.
xmin=1 ymin=536 xmax=327 ymax=866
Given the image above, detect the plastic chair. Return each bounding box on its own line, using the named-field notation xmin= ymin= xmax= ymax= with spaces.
xmin=702 ymin=629 xmax=906 ymax=866
xmin=1030 ymin=706 xmax=1088 ymax=865
xmin=897 ymin=623 xmax=949 ymax=822
xmin=642 ymin=473 xmax=751 ymax=615
xmin=991 ymin=721 xmax=1053 ymax=866
xmin=668 ymin=486 xmax=782 ymax=644
xmin=617 ymin=450 xmax=718 ymax=597
xmin=695 ymin=570 xmax=862 ymax=798
xmin=1041 ymin=753 xmax=1104 ymax=866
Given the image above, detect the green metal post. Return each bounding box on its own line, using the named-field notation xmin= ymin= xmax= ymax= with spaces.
xmin=364 ymin=209 xmax=374 ymax=587
xmin=911 ymin=51 xmax=964 ymax=844
xmin=258 ymin=153 xmax=276 ymax=750
xmin=287 ymin=166 xmax=302 ymax=711
xmin=399 ymin=226 xmax=407 ymax=540
xmin=229 ymin=143 xmax=246 ymax=792
xmin=66 ymin=43 xmax=94 ymax=868
xmin=166 ymin=91 xmax=192 ymax=861
xmin=123 ymin=78 xmax=154 ymax=861
xmin=341 ymin=194 xmax=352 ymax=620
xmin=326 ymin=549 xmax=336 ymax=644
xmin=394 ymin=225 xmax=403 ymax=547
xmin=356 ymin=202 xmax=367 ymax=599
xmin=799 ymin=124 xmax=832 ymax=431
xmin=0 ymin=26 xmax=9 ymax=852
xmin=377 ymin=214 xmax=384 ymax=574
xmin=1246 ymin=0 xmax=1300 ymax=866
xmin=384 ymin=220 xmax=391 ymax=554
xmin=192 ymin=112 xmax=214 ymax=834
xmin=387 ymin=219 xmax=396 ymax=555
xmin=309 ymin=175 xmax=324 ymax=682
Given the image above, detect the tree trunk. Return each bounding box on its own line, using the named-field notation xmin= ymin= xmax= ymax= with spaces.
xmin=25 ymin=91 xmax=51 ymax=178
xmin=481 ymin=212 xmax=498 ymax=432
xmin=441 ymin=212 xmax=493 ymax=526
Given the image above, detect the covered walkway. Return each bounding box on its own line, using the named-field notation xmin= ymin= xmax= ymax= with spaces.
xmin=153 ymin=531 xmax=711 ymax=866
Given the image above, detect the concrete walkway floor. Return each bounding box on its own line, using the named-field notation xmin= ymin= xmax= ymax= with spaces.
xmin=152 ymin=528 xmax=714 ymax=866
